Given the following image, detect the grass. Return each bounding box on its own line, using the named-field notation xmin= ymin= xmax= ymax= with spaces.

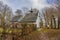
xmin=0 ymin=27 xmax=22 ymax=34
xmin=36 ymin=28 xmax=60 ymax=35
xmin=0 ymin=28 xmax=3 ymax=33
xmin=29 ymin=28 xmax=60 ymax=40
xmin=0 ymin=27 xmax=60 ymax=40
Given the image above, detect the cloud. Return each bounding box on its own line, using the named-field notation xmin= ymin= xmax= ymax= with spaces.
xmin=0 ymin=0 xmax=15 ymax=11
xmin=0 ymin=0 xmax=8 ymax=4
xmin=0 ymin=0 xmax=50 ymax=10
xmin=30 ymin=0 xmax=51 ymax=9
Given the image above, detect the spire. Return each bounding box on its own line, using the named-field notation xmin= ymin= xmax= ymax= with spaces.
xmin=30 ymin=8 xmax=33 ymax=13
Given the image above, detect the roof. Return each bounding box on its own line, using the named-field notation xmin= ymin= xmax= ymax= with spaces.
xmin=20 ymin=12 xmax=38 ymax=23
xmin=11 ymin=15 xmax=22 ymax=22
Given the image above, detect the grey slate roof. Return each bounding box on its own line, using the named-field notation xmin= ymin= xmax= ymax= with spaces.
xmin=20 ymin=12 xmax=38 ymax=23
xmin=11 ymin=8 xmax=38 ymax=23
xmin=11 ymin=15 xmax=22 ymax=22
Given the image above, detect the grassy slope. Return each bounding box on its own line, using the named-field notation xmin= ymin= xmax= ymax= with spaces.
xmin=0 ymin=28 xmax=60 ymax=40
xmin=29 ymin=28 xmax=60 ymax=40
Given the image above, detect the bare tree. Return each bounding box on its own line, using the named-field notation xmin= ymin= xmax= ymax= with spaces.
xmin=22 ymin=7 xmax=28 ymax=13
xmin=42 ymin=6 xmax=59 ymax=29
xmin=0 ymin=1 xmax=13 ymax=40
xmin=15 ymin=9 xmax=23 ymax=16
xmin=55 ymin=4 xmax=60 ymax=28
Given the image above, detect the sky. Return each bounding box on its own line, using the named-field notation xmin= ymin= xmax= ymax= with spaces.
xmin=0 ymin=0 xmax=32 ymax=12
xmin=0 ymin=0 xmax=60 ymax=12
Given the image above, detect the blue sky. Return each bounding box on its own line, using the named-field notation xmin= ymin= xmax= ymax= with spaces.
xmin=0 ymin=0 xmax=60 ymax=12
xmin=7 ymin=0 xmax=31 ymax=11
xmin=0 ymin=0 xmax=32 ymax=11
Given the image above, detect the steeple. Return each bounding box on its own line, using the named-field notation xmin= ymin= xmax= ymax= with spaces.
xmin=30 ymin=8 xmax=33 ymax=13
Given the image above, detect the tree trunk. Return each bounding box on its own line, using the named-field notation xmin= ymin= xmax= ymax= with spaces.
xmin=55 ymin=18 xmax=58 ymax=29
xmin=51 ymin=18 xmax=53 ymax=29
xmin=52 ymin=17 xmax=56 ymax=29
